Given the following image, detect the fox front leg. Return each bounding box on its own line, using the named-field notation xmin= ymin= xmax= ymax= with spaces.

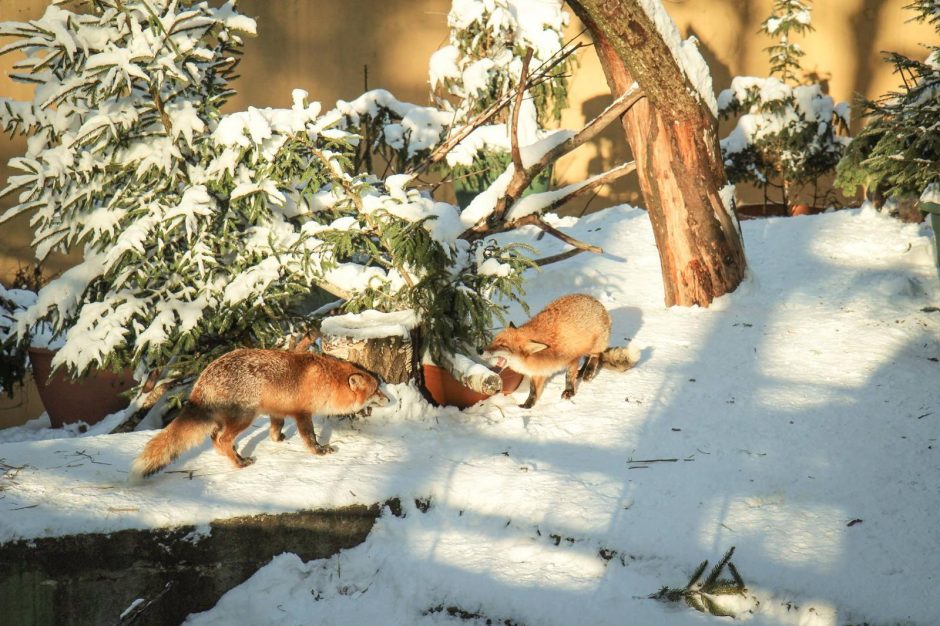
xmin=520 ymin=376 xmax=547 ymax=409
xmin=294 ymin=412 xmax=335 ymax=455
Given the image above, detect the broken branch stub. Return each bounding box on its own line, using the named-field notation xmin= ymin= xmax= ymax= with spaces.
xmin=440 ymin=352 xmax=503 ymax=396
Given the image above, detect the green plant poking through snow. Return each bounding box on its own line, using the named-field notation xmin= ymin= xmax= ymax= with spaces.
xmin=718 ymin=0 xmax=850 ymax=211
xmin=835 ymin=1 xmax=940 ymax=204
xmin=0 ymin=0 xmax=532 ymax=392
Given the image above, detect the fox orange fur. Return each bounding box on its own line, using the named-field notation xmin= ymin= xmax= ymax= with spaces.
xmin=483 ymin=294 xmax=632 ymax=408
xmin=129 ymin=349 xmax=390 ymax=481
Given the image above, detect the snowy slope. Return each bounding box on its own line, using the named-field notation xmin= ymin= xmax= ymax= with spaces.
xmin=2 ymin=206 xmax=939 ymax=625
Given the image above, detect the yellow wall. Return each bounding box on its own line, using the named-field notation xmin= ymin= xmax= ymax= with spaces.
xmin=0 ymin=0 xmax=935 ymax=423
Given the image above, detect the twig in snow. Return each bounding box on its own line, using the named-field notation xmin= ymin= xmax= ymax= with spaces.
xmin=165 ymin=469 xmax=198 ymax=480
xmin=1 ymin=459 xmax=29 ymax=487
xmin=73 ymin=449 xmax=112 ymax=465
xmin=627 ymin=456 xmax=695 ymax=464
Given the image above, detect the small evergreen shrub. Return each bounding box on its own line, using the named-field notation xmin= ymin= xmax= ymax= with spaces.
xmin=718 ymin=0 xmax=849 ymax=209
xmin=835 ymin=1 xmax=940 ymax=203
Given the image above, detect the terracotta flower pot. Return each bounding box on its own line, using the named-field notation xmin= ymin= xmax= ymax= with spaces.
xmin=789 ymin=203 xmax=815 ymax=217
xmin=422 ymin=364 xmax=523 ymax=409
xmin=28 ymin=348 xmax=136 ymax=428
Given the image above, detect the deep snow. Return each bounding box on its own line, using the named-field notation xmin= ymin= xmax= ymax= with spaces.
xmin=2 ymin=206 xmax=939 ymax=625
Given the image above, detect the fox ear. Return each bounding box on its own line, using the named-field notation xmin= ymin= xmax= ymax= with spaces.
xmin=526 ymin=340 xmax=549 ymax=354
xmin=348 ymin=373 xmax=369 ymax=391
xmin=508 ymin=321 xmax=516 ymax=329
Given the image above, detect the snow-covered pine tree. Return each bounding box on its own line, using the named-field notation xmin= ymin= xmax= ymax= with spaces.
xmin=0 ymin=0 xmax=268 ymax=383
xmin=0 ymin=279 xmax=37 ymax=398
xmin=428 ymin=0 xmax=573 ymax=199
xmin=835 ymin=1 xmax=940 ymax=204
xmin=718 ymin=0 xmax=849 ymax=211
xmin=429 ymin=0 xmax=571 ymax=125
xmin=0 ymin=0 xmax=533 ymax=395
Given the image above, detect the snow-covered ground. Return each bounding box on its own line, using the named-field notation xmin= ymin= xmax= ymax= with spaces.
xmin=2 ymin=205 xmax=939 ymax=625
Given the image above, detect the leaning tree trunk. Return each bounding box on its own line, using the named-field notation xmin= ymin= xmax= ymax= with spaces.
xmin=568 ymin=0 xmax=747 ymax=307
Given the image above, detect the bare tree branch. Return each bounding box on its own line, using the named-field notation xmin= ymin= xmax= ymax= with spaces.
xmin=460 ymin=88 xmax=645 ymax=240
xmin=533 ymin=248 xmax=585 ymax=266
xmin=408 ymin=40 xmax=589 ymax=176
xmin=511 ymin=214 xmax=604 ymax=254
xmin=528 ymin=85 xmax=643 ymax=178
xmin=523 ymin=160 xmax=637 ymax=216
xmin=510 ymin=48 xmax=534 ymax=176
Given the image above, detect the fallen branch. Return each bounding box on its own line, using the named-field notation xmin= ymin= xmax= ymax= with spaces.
xmin=314 ymin=278 xmax=353 ymax=301
xmin=117 ymin=581 xmax=176 ymax=625
xmin=650 ymin=547 xmax=747 ymax=618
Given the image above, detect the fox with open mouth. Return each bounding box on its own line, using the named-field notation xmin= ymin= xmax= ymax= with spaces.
xmin=482 ymin=294 xmax=634 ymax=408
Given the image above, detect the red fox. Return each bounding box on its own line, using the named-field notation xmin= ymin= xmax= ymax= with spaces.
xmin=129 ymin=349 xmax=390 ymax=481
xmin=483 ymin=294 xmax=634 ymax=408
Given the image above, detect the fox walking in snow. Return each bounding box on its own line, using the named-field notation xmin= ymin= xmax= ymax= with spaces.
xmin=483 ymin=294 xmax=635 ymax=408
xmin=130 ymin=349 xmax=390 ymax=481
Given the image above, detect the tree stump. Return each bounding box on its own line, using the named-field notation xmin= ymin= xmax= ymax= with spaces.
xmin=320 ymin=333 xmax=417 ymax=384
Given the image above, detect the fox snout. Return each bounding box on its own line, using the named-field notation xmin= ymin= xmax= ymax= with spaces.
xmin=481 ymin=343 xmax=510 ymax=371
xmin=369 ymin=387 xmax=392 ymax=408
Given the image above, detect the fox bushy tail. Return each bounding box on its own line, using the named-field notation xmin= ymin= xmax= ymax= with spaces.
xmin=129 ymin=405 xmax=215 ymax=483
xmin=600 ymin=345 xmax=639 ymax=372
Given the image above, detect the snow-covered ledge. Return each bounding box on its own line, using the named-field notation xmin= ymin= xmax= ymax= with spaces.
xmin=1 ymin=497 xmax=387 ymax=625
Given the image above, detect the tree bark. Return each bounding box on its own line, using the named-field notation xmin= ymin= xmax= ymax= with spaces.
xmin=568 ymin=0 xmax=747 ymax=307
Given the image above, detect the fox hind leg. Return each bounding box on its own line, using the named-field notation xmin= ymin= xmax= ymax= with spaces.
xmin=520 ymin=376 xmax=547 ymax=409
xmin=212 ymin=415 xmax=255 ymax=468
xmin=294 ymin=412 xmax=335 ymax=456
xmin=269 ymin=417 xmax=285 ymax=442
xmin=579 ymin=353 xmax=602 ymax=382
xmin=562 ymin=360 xmax=580 ymax=400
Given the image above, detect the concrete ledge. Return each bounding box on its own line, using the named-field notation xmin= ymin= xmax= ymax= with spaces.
xmin=0 ymin=503 xmax=386 ymax=625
